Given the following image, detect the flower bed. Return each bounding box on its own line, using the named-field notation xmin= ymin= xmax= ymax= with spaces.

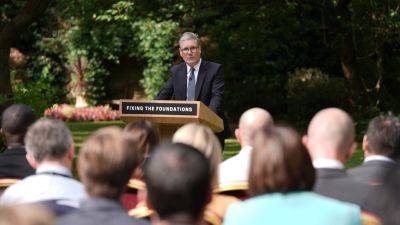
xmin=44 ymin=104 xmax=120 ymax=121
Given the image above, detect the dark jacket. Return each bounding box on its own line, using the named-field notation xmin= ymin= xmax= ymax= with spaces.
xmin=0 ymin=146 xmax=34 ymax=179
xmin=58 ymin=197 xmax=150 ymax=225
xmin=156 ymin=60 xmax=230 ymax=139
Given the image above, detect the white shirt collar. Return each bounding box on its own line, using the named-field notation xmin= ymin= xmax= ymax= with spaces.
xmin=312 ymin=158 xmax=345 ymax=169
xmin=36 ymin=164 xmax=72 ymax=176
xmin=364 ymin=155 xmax=395 ymax=163
xmin=239 ymin=145 xmax=253 ymax=156
xmin=186 ymin=58 xmax=202 ymax=74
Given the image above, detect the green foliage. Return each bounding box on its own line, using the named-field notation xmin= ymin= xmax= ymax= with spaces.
xmin=286 ymin=68 xmax=348 ymax=121
xmin=133 ymin=19 xmax=178 ymax=98
xmin=3 ymin=0 xmax=400 ymax=123
xmin=12 ymin=78 xmax=59 ymax=117
xmin=63 ymin=0 xmax=181 ymax=102
xmin=84 ymin=59 xmax=109 ymax=105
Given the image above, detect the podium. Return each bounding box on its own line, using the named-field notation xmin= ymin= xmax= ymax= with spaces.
xmin=119 ymin=100 xmax=223 ymax=141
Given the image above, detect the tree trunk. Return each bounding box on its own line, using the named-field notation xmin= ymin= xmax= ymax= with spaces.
xmin=334 ymin=0 xmax=364 ymax=106
xmin=0 ymin=0 xmax=51 ymax=111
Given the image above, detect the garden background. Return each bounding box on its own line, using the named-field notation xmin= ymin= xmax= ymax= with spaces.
xmin=1 ymin=0 xmax=400 ymax=167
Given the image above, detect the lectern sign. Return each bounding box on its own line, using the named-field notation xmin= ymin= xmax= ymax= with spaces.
xmin=122 ymin=102 xmax=197 ymax=116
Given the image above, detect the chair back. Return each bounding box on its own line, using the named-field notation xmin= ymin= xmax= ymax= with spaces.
xmin=361 ymin=212 xmax=382 ymax=225
xmin=213 ymin=182 xmax=249 ymax=200
xmin=121 ymin=178 xmax=146 ymax=210
xmin=203 ymin=210 xmax=222 ymax=225
xmin=0 ymin=178 xmax=19 ymax=196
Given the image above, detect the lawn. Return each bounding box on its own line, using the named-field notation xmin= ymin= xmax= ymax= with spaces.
xmin=67 ymin=120 xmax=364 ymax=167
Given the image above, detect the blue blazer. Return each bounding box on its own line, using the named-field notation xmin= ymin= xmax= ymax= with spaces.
xmin=223 ymin=192 xmax=361 ymax=225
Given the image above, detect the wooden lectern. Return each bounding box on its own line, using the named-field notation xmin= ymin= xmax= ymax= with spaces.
xmin=119 ymin=100 xmax=223 ymax=141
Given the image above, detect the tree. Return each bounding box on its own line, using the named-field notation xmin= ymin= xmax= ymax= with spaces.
xmin=0 ymin=0 xmax=50 ymax=110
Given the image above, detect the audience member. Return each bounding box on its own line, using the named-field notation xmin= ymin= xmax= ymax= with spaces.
xmin=0 ymin=118 xmax=85 ymax=206
xmin=58 ymin=126 xmax=149 ymax=225
xmin=303 ymin=108 xmax=374 ymax=212
xmin=224 ymin=126 xmax=362 ymax=225
xmin=349 ymin=115 xmax=400 ymax=184
xmin=0 ymin=104 xmax=35 ymax=178
xmin=173 ymin=123 xmax=222 ymax=186
xmin=0 ymin=204 xmax=55 ymax=225
xmin=122 ymin=121 xmax=158 ymax=210
xmin=123 ymin=120 xmax=158 ymax=179
xmin=379 ymin=165 xmax=400 ymax=225
xmin=218 ymin=107 xmax=273 ymax=185
xmin=144 ymin=143 xmax=212 ymax=225
xmin=173 ymin=123 xmax=237 ymax=220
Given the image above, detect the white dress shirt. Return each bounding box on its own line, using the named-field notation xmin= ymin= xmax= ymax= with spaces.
xmin=186 ymin=58 xmax=202 ymax=86
xmin=0 ymin=164 xmax=86 ymax=205
xmin=218 ymin=146 xmax=253 ymax=185
xmin=312 ymin=158 xmax=345 ymax=170
xmin=364 ymin=155 xmax=395 ymax=163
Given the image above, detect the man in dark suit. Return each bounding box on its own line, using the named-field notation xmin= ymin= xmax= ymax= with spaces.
xmin=0 ymin=104 xmax=35 ymax=179
xmin=303 ymin=108 xmax=379 ymax=215
xmin=348 ymin=115 xmax=400 ymax=185
xmin=156 ymin=32 xmax=230 ymax=148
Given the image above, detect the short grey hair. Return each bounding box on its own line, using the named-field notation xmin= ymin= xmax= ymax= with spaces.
xmin=179 ymin=32 xmax=200 ymax=48
xmin=25 ymin=118 xmax=73 ymax=162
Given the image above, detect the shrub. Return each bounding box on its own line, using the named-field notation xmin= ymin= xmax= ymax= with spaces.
xmin=12 ymin=79 xmax=60 ymax=117
xmin=286 ymin=68 xmax=349 ymax=121
xmin=44 ymin=104 xmax=119 ymax=121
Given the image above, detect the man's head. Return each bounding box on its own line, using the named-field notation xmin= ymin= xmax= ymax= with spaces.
xmin=144 ymin=143 xmax=211 ymax=222
xmin=363 ymin=115 xmax=400 ymax=160
xmin=1 ymin=104 xmax=36 ymax=145
xmin=235 ymin=107 xmax=273 ymax=147
xmin=303 ymin=108 xmax=356 ymax=163
xmin=78 ymin=126 xmax=139 ymax=199
xmin=179 ymin=32 xmax=201 ymax=67
xmin=25 ymin=118 xmax=73 ymax=168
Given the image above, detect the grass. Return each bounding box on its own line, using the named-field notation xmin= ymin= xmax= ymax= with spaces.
xmin=67 ymin=120 xmax=364 ymax=168
xmin=67 ymin=120 xmax=124 ymax=149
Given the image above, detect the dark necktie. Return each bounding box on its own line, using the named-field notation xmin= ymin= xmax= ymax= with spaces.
xmin=187 ymin=67 xmax=195 ymax=100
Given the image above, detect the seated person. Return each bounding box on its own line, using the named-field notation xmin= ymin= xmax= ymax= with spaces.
xmin=304 ymin=108 xmax=381 ymax=215
xmin=143 ymin=143 xmax=212 ymax=225
xmin=0 ymin=104 xmax=36 ymax=178
xmin=58 ymin=127 xmax=150 ymax=225
xmin=121 ymin=120 xmax=158 ymax=210
xmin=349 ymin=115 xmax=400 ymax=185
xmin=224 ymin=125 xmax=362 ymax=225
xmin=173 ymin=123 xmax=238 ymax=219
xmin=219 ymin=108 xmax=273 ymax=185
xmin=123 ymin=120 xmax=158 ymax=179
xmin=0 ymin=118 xmax=85 ymax=206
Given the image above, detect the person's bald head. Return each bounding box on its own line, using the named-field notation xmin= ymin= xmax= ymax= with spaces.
xmin=304 ymin=108 xmax=356 ymax=162
xmin=236 ymin=108 xmax=273 ymax=147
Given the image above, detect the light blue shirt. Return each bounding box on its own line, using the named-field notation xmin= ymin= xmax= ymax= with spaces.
xmin=224 ymin=192 xmax=361 ymax=225
xmin=0 ymin=164 xmax=86 ymax=206
xmin=186 ymin=58 xmax=202 ymax=85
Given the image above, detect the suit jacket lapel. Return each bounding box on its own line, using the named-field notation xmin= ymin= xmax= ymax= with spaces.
xmin=177 ymin=63 xmax=187 ymax=100
xmin=195 ymin=60 xmax=208 ymax=100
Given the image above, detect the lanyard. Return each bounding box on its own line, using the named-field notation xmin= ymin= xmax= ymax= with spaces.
xmin=36 ymin=171 xmax=73 ymax=179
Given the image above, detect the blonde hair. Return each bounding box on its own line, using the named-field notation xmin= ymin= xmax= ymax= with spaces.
xmin=172 ymin=123 xmax=222 ymax=186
